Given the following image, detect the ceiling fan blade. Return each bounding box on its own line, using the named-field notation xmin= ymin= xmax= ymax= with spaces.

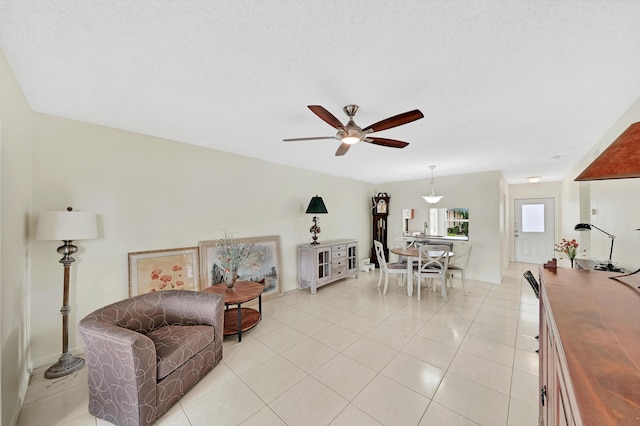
xmin=283 ymin=136 xmax=336 ymax=141
xmin=365 ymin=137 xmax=410 ymax=148
xmin=308 ymin=105 xmax=346 ymax=130
xmin=362 ymin=109 xmax=424 ymax=133
xmin=335 ymin=143 xmax=351 ymax=156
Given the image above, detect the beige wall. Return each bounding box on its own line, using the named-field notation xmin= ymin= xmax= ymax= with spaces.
xmin=29 ymin=113 xmax=374 ymax=367
xmin=0 ymin=48 xmax=33 ymax=425
xmin=380 ymin=170 xmax=506 ymax=284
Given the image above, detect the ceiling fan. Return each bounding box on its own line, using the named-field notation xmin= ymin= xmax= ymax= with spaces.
xmin=283 ymin=105 xmax=424 ymax=156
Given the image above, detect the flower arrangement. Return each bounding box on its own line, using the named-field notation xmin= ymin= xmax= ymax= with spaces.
xmin=217 ymin=231 xmax=256 ymax=275
xmin=554 ymin=238 xmax=582 ymax=267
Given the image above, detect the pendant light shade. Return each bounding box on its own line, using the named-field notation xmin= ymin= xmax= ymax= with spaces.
xmin=422 ymin=165 xmax=443 ymax=204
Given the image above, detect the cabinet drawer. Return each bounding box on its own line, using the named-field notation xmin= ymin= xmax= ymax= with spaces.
xmin=332 ymin=266 xmax=346 ymax=278
xmin=332 ymin=244 xmax=347 ymax=252
xmin=332 ymin=249 xmax=346 ymax=258
xmin=332 ymin=258 xmax=346 ymax=267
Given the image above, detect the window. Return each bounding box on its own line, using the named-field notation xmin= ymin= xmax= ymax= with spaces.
xmin=427 ymin=208 xmax=469 ymax=240
xmin=522 ymin=204 xmax=545 ymax=233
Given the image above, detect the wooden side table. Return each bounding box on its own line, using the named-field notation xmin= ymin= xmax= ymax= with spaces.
xmin=203 ymin=281 xmax=263 ymax=342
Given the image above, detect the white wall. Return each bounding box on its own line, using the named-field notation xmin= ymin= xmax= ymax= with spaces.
xmin=562 ymin=95 xmax=640 ymax=271
xmin=380 ymin=170 xmax=505 ymax=284
xmin=29 ymin=113 xmax=373 ymax=367
xmin=0 ymin=48 xmax=33 ymax=426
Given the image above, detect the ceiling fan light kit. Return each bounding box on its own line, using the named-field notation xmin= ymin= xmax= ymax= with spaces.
xmin=284 ymin=104 xmax=423 ymax=156
xmin=422 ymin=165 xmax=443 ymax=204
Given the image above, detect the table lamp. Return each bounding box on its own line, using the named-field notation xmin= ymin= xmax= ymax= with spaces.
xmin=574 ymin=223 xmax=619 ymax=272
xmin=305 ymin=195 xmax=328 ymax=245
xmin=36 ymin=207 xmax=98 ymax=378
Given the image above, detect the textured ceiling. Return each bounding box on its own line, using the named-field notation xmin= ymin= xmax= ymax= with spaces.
xmin=2 ymin=1 xmax=640 ymax=184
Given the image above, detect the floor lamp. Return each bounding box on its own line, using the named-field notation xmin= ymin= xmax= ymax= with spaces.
xmin=36 ymin=207 xmax=98 ymax=378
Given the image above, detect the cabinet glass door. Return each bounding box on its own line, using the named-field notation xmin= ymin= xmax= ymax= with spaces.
xmin=347 ymin=244 xmax=357 ymax=270
xmin=318 ymin=249 xmax=330 ymax=279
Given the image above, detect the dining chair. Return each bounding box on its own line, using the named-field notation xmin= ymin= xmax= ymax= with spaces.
xmin=413 ymin=244 xmax=450 ymax=301
xmin=374 ymin=240 xmax=407 ymax=294
xmin=394 ymin=236 xmax=417 ymax=264
xmin=523 ymin=270 xmax=540 ymax=351
xmin=446 ymin=241 xmax=471 ymax=295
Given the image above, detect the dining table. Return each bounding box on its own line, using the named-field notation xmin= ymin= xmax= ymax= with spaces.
xmin=390 ymin=247 xmax=453 ymax=299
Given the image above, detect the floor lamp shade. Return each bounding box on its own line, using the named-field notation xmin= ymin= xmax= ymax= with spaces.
xmin=36 ymin=210 xmax=98 ymax=241
xmin=36 ymin=207 xmax=97 ymax=378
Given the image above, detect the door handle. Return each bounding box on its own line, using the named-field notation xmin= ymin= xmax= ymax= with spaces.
xmin=540 ymin=385 xmax=547 ymax=406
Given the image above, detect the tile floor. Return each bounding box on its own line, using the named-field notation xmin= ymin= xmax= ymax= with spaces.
xmin=18 ymin=262 xmax=540 ymax=426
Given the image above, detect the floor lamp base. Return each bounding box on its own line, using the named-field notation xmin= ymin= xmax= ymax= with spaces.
xmin=44 ymin=353 xmax=85 ymax=379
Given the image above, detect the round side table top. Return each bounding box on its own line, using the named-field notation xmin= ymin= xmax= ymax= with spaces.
xmin=203 ymin=280 xmax=263 ymax=305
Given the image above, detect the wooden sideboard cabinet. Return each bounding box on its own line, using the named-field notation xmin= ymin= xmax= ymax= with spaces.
xmin=538 ymin=267 xmax=640 ymax=425
xmin=298 ymin=239 xmax=358 ymax=294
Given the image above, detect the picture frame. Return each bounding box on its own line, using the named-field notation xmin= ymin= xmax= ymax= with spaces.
xmin=128 ymin=247 xmax=201 ymax=296
xmin=199 ymin=235 xmax=282 ymax=300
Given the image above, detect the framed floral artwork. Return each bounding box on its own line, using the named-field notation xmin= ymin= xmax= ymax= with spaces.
xmin=128 ymin=247 xmax=201 ymax=296
xmin=199 ymin=235 xmax=282 ymax=300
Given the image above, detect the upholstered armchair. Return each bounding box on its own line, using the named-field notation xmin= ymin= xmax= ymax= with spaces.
xmin=78 ymin=290 xmax=224 ymax=426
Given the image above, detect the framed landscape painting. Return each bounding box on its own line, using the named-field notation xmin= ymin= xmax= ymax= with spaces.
xmin=128 ymin=247 xmax=201 ymax=296
xmin=199 ymin=235 xmax=282 ymax=300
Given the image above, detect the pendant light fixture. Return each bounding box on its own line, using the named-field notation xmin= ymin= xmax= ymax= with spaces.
xmin=422 ymin=165 xmax=443 ymax=204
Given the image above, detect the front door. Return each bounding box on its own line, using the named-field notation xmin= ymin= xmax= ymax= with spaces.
xmin=514 ymin=198 xmax=555 ymax=264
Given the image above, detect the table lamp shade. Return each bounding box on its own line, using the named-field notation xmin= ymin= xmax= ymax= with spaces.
xmin=36 ymin=210 xmax=98 ymax=241
xmin=306 ymin=196 xmax=328 ymax=214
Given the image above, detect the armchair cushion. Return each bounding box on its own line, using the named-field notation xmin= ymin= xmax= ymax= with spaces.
xmin=148 ymin=324 xmax=214 ymax=380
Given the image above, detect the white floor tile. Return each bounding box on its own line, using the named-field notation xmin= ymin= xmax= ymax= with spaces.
xmin=20 ymin=262 xmax=540 ymax=426
xmin=280 ymin=338 xmax=338 ymax=373
xmin=269 ymin=376 xmax=348 ymax=426
xmin=329 ymin=404 xmax=383 ymax=426
xmin=352 ymin=374 xmax=430 ymax=426
xmin=433 ymin=373 xmax=509 ymax=426
xmin=181 ymin=377 xmax=265 ymax=425
xmin=420 ymin=402 xmax=480 ymax=425
xmin=312 ymin=353 xmax=377 ymax=401
xmin=240 ymin=355 xmax=307 ymax=403
xmin=380 ymin=352 xmax=444 ymax=398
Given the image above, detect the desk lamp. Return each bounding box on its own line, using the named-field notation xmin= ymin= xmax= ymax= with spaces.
xmin=574 ymin=223 xmax=619 ymax=272
xmin=36 ymin=207 xmax=98 ymax=378
xmin=306 ymin=196 xmax=328 ymax=245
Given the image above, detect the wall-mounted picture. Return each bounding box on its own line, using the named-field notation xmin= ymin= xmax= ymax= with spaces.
xmin=128 ymin=247 xmax=201 ymax=296
xmin=199 ymin=235 xmax=282 ymax=300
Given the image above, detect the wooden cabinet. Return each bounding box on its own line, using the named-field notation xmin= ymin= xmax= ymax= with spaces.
xmin=298 ymin=239 xmax=358 ymax=294
xmin=538 ymin=267 xmax=640 ymax=425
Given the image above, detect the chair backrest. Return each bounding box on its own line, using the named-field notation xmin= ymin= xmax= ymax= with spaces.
xmin=451 ymin=242 xmax=472 ymax=268
xmin=373 ymin=240 xmax=389 ymax=271
xmin=523 ymin=270 xmax=540 ymax=298
xmin=417 ymin=244 xmax=450 ymax=274
xmin=394 ymin=236 xmax=417 ymax=249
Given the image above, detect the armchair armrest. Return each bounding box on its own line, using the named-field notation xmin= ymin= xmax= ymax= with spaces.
xmin=78 ymin=316 xmax=158 ymax=425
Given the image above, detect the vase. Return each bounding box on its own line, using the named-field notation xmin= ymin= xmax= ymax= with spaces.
xmin=224 ymin=269 xmax=238 ymax=292
xmin=570 ymin=259 xmax=575 ymax=268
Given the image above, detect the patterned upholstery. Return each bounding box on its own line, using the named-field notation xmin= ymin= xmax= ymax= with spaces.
xmin=79 ymin=290 xmax=224 ymax=426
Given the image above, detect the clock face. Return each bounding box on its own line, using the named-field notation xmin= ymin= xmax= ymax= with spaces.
xmin=376 ymin=199 xmax=387 ymax=214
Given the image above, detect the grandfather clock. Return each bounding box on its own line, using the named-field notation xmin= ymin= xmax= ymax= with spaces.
xmin=371 ymin=193 xmax=390 ymax=267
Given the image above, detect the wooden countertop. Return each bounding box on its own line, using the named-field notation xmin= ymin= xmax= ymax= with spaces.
xmin=539 ymin=267 xmax=640 ymax=423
